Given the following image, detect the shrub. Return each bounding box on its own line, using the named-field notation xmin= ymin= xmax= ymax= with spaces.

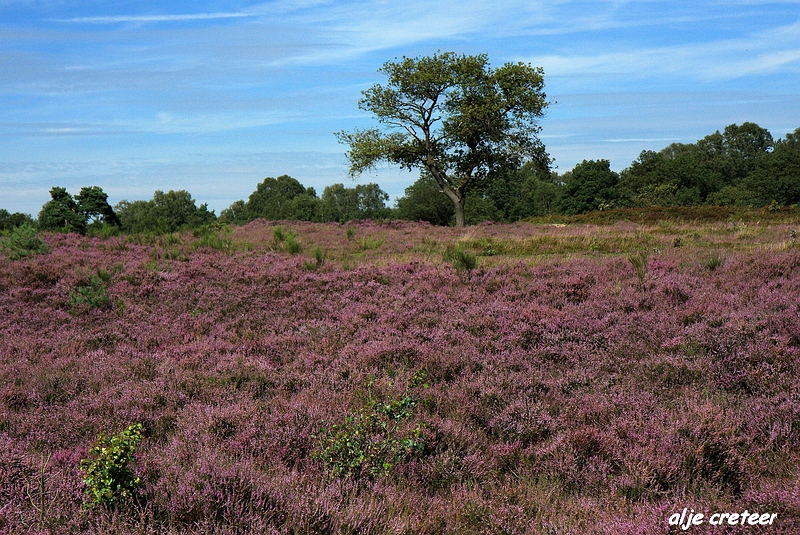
xmin=313 ymin=370 xmax=429 ymax=479
xmin=284 ymin=231 xmax=302 ymax=255
xmin=357 ymin=236 xmax=385 ymax=251
xmin=272 ymin=225 xmax=302 ymax=254
xmin=443 ymin=244 xmax=477 ymax=273
xmin=272 ymin=225 xmax=286 ymax=244
xmin=69 ymin=274 xmax=111 ymax=310
xmin=1 ymin=223 xmax=49 ymax=260
xmin=303 ymin=246 xmax=326 ymax=271
xmin=80 ymin=423 xmax=143 ymax=510
xmin=193 ymin=226 xmax=235 ymax=254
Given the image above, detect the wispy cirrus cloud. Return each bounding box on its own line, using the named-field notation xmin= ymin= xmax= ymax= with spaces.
xmin=55 ymin=12 xmax=253 ymax=24
xmin=525 ymin=19 xmax=800 ymax=85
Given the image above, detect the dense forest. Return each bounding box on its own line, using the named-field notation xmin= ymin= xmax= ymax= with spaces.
xmin=2 ymin=122 xmax=799 ymax=236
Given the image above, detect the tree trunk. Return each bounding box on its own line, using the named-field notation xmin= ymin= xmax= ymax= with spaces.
xmin=453 ymin=198 xmax=466 ymax=227
xmin=426 ymin=165 xmax=466 ymax=227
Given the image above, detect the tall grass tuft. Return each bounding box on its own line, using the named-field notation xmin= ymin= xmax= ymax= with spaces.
xmin=704 ymin=255 xmax=723 ymax=272
xmin=628 ymin=251 xmax=648 ymax=287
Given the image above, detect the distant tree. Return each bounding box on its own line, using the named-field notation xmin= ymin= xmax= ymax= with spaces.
xmin=287 ymin=192 xmax=320 ymax=222
xmin=0 ymin=209 xmax=35 ymax=231
xmin=718 ymin=122 xmax=774 ymax=182
xmin=741 ymin=128 xmax=800 ymax=206
xmin=487 ymin=162 xmax=562 ymax=219
xmin=218 ymin=200 xmax=248 ymax=225
xmin=114 ymin=200 xmax=154 ymax=234
xmin=463 ymin=192 xmax=499 ymax=224
xmin=395 ymin=174 xmax=454 ymax=226
xmin=75 ymin=186 xmax=120 ymax=227
xmin=337 ymin=52 xmax=549 ymax=227
xmin=38 ymin=187 xmax=87 ymax=234
xmin=619 ymin=144 xmax=723 ymax=206
xmin=557 ymin=160 xmax=619 ymax=215
xmin=618 ymin=123 xmax=775 ymax=208
xmin=150 ymin=190 xmax=215 ymax=232
xmin=320 ymin=183 xmax=390 ymax=222
xmin=244 ymin=175 xmax=318 ymax=221
xmin=705 ymin=185 xmax=752 ymax=207
xmin=115 ymin=190 xmax=215 ymax=233
xmin=319 ymin=184 xmax=357 ymax=223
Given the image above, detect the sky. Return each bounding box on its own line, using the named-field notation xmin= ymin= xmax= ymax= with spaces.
xmin=1 ymin=0 xmax=800 ymax=217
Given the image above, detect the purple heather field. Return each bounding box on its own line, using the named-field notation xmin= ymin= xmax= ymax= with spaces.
xmin=1 ymin=219 xmax=800 ymax=534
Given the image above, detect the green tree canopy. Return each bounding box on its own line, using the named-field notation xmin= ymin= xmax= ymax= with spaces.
xmin=319 ymin=183 xmax=390 ymax=222
xmin=619 ymin=123 xmax=776 ymax=207
xmin=557 ymin=160 xmax=619 ymax=215
xmin=244 ymin=175 xmax=318 ymax=221
xmin=483 ymin=162 xmax=562 ymax=220
xmin=75 ymin=186 xmax=120 ymax=227
xmin=337 ymin=52 xmax=549 ymax=227
xmin=742 ymin=128 xmax=800 ymax=206
xmin=38 ymin=187 xmax=87 ymax=234
xmin=115 ymin=190 xmax=215 ymax=233
xmin=0 ymin=209 xmax=35 ymax=231
xmin=395 ymin=173 xmax=454 ymax=226
xmin=718 ymin=122 xmax=774 ymax=182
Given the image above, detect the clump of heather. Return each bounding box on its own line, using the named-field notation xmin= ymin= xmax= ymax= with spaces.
xmin=1 ymin=220 xmax=799 ymax=533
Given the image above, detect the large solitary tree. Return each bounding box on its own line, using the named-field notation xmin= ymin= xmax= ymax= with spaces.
xmin=337 ymin=52 xmax=549 ymax=227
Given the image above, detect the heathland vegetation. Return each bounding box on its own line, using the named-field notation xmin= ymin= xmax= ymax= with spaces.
xmin=2 ymin=219 xmax=800 ymax=533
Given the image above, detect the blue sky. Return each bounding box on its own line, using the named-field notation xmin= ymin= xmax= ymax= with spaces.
xmin=2 ymin=0 xmax=799 ymax=217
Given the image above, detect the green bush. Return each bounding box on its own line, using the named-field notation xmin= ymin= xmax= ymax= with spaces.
xmin=193 ymin=225 xmax=235 ymax=254
xmin=443 ymin=244 xmax=477 ymax=273
xmin=313 ymin=370 xmax=428 ymax=479
xmin=304 ymin=246 xmax=326 ymax=271
xmin=70 ymin=274 xmax=110 ymax=310
xmin=80 ymin=423 xmax=143 ymax=510
xmin=283 ymin=230 xmax=302 ymax=255
xmin=0 ymin=223 xmax=48 ymax=260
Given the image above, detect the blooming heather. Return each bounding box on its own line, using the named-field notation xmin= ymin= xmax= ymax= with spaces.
xmin=0 ymin=220 xmax=799 ymax=533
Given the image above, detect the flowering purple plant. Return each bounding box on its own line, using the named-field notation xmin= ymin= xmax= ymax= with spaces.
xmin=1 ymin=220 xmax=799 ymax=533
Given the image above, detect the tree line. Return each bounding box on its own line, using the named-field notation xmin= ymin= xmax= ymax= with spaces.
xmin=1 ymin=120 xmax=798 ymax=236
xmin=3 ymin=51 xmax=799 ymax=234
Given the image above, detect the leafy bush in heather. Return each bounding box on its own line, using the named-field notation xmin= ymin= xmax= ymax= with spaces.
xmin=314 ymin=370 xmax=429 ymax=479
xmin=80 ymin=423 xmax=142 ymax=509
xmin=0 ymin=220 xmax=799 ymax=533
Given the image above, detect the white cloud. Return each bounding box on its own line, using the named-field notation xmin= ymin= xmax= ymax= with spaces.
xmin=526 ymin=20 xmax=800 ymax=84
xmin=56 ymin=12 xmax=254 ymax=24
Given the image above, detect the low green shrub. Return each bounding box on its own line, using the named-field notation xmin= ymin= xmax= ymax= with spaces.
xmin=193 ymin=226 xmax=234 ymax=254
xmin=70 ymin=274 xmax=110 ymax=310
xmin=80 ymin=423 xmax=143 ymax=510
xmin=284 ymin=231 xmax=302 ymax=255
xmin=704 ymin=255 xmax=723 ymax=272
xmin=304 ymin=246 xmax=326 ymax=271
xmin=357 ymin=236 xmax=385 ymax=251
xmin=1 ymin=224 xmax=48 ymax=260
xmin=273 ymin=226 xmax=302 ymax=254
xmin=313 ymin=370 xmax=428 ymax=479
xmin=444 ymin=244 xmax=477 ymax=273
